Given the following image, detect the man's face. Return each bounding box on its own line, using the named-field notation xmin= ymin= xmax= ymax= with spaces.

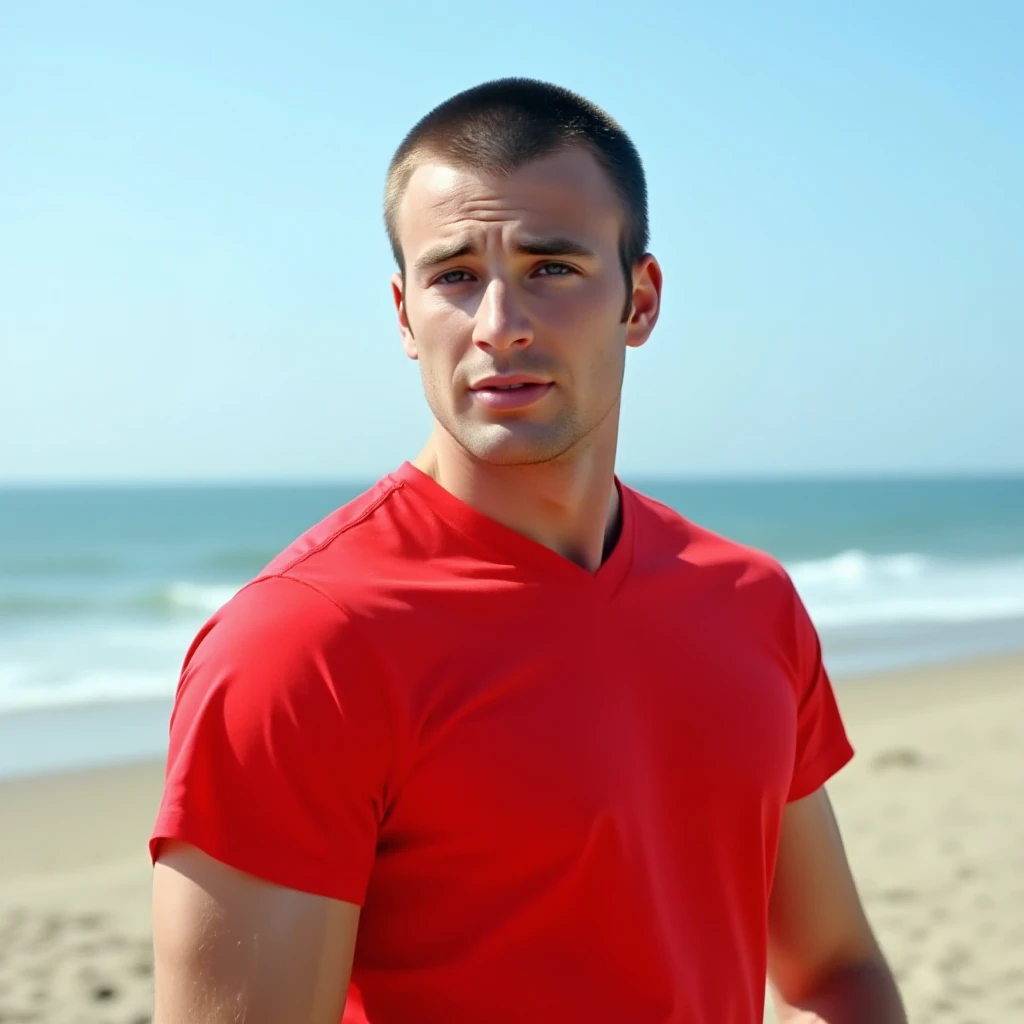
xmin=392 ymin=147 xmax=660 ymax=466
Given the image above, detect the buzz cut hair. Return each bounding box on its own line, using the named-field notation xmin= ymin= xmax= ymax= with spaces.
xmin=383 ymin=77 xmax=649 ymax=303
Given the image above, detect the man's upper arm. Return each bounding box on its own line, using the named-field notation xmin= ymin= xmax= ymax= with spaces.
xmin=767 ymin=788 xmax=881 ymax=1002
xmin=153 ymin=840 xmax=360 ymax=1024
xmin=150 ymin=574 xmax=393 ymax=900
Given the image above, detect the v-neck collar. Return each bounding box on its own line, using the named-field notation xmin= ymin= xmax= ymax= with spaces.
xmin=391 ymin=461 xmax=635 ymax=600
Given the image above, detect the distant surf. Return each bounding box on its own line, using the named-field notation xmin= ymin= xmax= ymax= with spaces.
xmin=790 ymin=550 xmax=1024 ymax=628
xmin=1 ymin=551 xmax=1023 ymax=715
xmin=0 ymin=581 xmax=241 ymax=619
xmin=1 ymin=478 xmax=1022 ymax=725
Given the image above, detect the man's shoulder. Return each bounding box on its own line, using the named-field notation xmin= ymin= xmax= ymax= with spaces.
xmin=625 ymin=486 xmax=811 ymax=665
xmin=183 ymin=473 xmax=415 ymax=677
xmin=259 ymin=472 xmax=406 ymax=579
xmin=250 ymin=469 xmax=441 ymax=605
xmin=626 ymin=484 xmax=793 ymax=592
xmin=187 ymin=470 xmax=431 ymax=646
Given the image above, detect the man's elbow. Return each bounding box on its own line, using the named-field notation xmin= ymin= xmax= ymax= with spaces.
xmin=773 ymin=955 xmax=907 ymax=1024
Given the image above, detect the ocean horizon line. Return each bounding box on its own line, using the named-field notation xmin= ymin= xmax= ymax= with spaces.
xmin=4 ymin=469 xmax=1024 ymax=491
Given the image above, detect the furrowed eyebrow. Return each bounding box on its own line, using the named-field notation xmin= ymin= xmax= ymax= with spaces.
xmin=413 ymin=240 xmax=477 ymax=275
xmin=512 ymin=236 xmax=597 ymax=260
xmin=412 ymin=236 xmax=597 ymax=275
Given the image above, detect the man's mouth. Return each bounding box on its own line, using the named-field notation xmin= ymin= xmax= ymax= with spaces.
xmin=469 ymin=380 xmax=554 ymax=409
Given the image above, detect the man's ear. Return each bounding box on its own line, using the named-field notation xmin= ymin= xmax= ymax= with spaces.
xmin=392 ymin=273 xmax=417 ymax=359
xmin=625 ymin=254 xmax=663 ymax=350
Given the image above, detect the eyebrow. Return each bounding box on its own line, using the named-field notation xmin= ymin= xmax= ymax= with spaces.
xmin=412 ymin=235 xmax=597 ymax=275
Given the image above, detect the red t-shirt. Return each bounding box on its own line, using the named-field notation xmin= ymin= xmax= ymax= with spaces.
xmin=151 ymin=462 xmax=853 ymax=1023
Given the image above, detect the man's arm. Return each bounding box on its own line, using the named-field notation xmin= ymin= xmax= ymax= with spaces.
xmin=152 ymin=840 xmax=360 ymax=1024
xmin=767 ymin=788 xmax=906 ymax=1024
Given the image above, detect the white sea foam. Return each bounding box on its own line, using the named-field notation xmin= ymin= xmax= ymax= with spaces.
xmin=0 ymin=663 xmax=174 ymax=712
xmin=0 ymin=580 xmax=243 ymax=618
xmin=789 ymin=550 xmax=931 ymax=586
xmin=0 ymin=619 xmax=195 ymax=714
xmin=788 ymin=551 xmax=1024 ymax=630
xmin=0 ymin=580 xmax=241 ymax=713
xmin=163 ymin=582 xmax=240 ymax=615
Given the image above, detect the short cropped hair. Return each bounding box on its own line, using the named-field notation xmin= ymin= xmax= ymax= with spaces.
xmin=384 ymin=78 xmax=649 ymax=304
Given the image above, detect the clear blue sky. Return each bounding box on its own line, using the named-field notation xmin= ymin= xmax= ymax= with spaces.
xmin=2 ymin=1 xmax=1021 ymax=482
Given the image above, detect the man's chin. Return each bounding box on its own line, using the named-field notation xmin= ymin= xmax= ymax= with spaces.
xmin=455 ymin=424 xmax=576 ymax=467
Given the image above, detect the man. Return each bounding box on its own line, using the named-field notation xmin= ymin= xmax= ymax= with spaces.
xmin=150 ymin=78 xmax=905 ymax=1023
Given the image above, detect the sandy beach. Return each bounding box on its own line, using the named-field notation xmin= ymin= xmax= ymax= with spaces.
xmin=1 ymin=653 xmax=1022 ymax=1023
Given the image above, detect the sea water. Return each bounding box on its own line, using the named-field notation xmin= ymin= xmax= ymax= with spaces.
xmin=1 ymin=476 xmax=1022 ymax=776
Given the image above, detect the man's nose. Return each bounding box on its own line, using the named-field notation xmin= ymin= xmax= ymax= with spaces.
xmin=472 ymin=278 xmax=533 ymax=353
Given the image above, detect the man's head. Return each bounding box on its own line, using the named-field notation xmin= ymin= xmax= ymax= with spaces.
xmin=386 ymin=78 xmax=662 ymax=467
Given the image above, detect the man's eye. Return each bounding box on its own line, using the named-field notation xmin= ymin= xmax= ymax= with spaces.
xmin=535 ymin=262 xmax=574 ymax=276
xmin=436 ymin=270 xmax=473 ymax=285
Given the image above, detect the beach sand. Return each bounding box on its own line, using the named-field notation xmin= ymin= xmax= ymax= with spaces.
xmin=1 ymin=654 xmax=1022 ymax=1023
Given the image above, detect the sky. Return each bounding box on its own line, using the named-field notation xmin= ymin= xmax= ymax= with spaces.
xmin=2 ymin=1 xmax=1021 ymax=483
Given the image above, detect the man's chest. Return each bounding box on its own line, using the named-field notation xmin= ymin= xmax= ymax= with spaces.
xmin=376 ymin=587 xmax=799 ymax=861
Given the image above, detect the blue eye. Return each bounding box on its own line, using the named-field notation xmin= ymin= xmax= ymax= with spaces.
xmin=536 ymin=262 xmax=574 ymax=276
xmin=436 ymin=270 xmax=473 ymax=285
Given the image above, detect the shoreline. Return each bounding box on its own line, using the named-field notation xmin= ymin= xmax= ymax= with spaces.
xmin=1 ymin=651 xmax=1022 ymax=1022
xmin=3 ymin=649 xmax=1021 ymax=859
xmin=0 ymin=697 xmax=174 ymax=781
xmin=2 ymin=642 xmax=1022 ymax=784
xmin=1 ymin=649 xmax=1021 ymax=873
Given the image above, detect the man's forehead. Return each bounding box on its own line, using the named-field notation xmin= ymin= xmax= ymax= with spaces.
xmin=397 ymin=150 xmax=622 ymax=241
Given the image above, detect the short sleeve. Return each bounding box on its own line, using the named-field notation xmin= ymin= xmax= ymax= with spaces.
xmin=785 ymin=582 xmax=854 ymax=802
xmin=150 ymin=574 xmax=392 ymax=905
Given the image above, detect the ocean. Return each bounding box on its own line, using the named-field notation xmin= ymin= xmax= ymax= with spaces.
xmin=1 ymin=476 xmax=1022 ymax=778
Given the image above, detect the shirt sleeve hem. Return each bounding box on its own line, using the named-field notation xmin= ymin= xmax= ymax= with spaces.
xmin=149 ymin=810 xmax=370 ymax=907
xmin=787 ymin=738 xmax=855 ymax=803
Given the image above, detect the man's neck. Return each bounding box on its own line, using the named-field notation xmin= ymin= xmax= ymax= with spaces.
xmin=412 ymin=427 xmax=621 ymax=574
